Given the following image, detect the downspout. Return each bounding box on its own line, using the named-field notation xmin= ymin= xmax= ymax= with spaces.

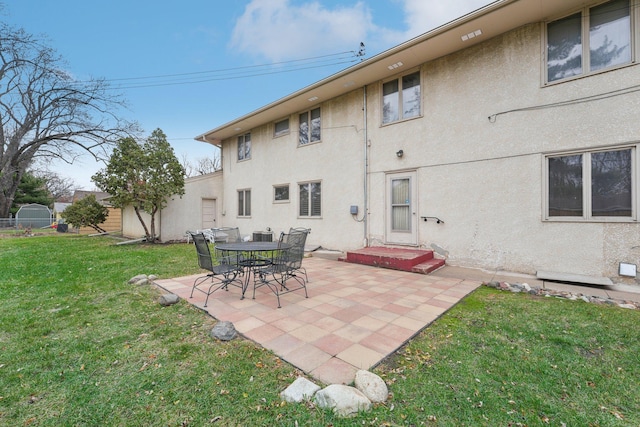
xmin=362 ymin=86 xmax=369 ymax=248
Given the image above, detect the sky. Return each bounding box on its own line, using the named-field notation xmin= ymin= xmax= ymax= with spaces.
xmin=2 ymin=0 xmax=489 ymax=190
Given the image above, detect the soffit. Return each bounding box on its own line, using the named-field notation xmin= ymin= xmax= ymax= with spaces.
xmin=196 ymin=0 xmax=591 ymax=146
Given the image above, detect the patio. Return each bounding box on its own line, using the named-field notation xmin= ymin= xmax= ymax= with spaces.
xmin=154 ymin=256 xmax=482 ymax=385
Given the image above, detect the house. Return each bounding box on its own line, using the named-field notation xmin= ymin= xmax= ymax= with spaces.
xmin=53 ymin=202 xmax=71 ymax=223
xmin=190 ymin=0 xmax=640 ymax=285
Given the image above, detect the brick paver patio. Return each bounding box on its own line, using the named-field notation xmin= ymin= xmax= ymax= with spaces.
xmin=154 ymin=256 xmax=482 ymax=385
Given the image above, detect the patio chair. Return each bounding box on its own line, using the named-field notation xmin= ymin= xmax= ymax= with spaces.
xmin=189 ymin=232 xmax=243 ymax=307
xmin=288 ymin=227 xmax=310 ymax=283
xmin=253 ymin=230 xmax=309 ymax=308
xmin=212 ymin=227 xmax=241 ymax=243
xmin=185 ymin=229 xmax=216 ymax=244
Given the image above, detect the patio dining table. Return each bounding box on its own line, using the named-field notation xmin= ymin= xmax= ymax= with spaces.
xmin=215 ymin=241 xmax=290 ymax=299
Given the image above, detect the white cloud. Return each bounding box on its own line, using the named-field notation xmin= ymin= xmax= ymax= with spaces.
xmin=230 ymin=0 xmax=491 ymax=61
xmin=230 ymin=0 xmax=375 ymax=62
xmin=400 ymin=0 xmax=491 ymax=39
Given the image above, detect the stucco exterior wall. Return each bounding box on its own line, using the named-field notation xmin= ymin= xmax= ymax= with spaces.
xmin=209 ymin=18 xmax=640 ymax=284
xmin=122 ymin=172 xmax=223 ymax=242
xmin=218 ymin=90 xmax=366 ymax=250
xmin=365 ymin=23 xmax=640 ymax=280
xmin=160 ymin=172 xmax=223 ymax=241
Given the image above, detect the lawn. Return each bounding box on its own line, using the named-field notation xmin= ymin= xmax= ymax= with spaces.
xmin=0 ymin=234 xmax=638 ymax=426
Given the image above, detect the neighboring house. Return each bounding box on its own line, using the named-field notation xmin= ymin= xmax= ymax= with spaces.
xmin=72 ymin=190 xmax=121 ymax=234
xmin=122 ymin=171 xmax=223 ymax=241
xmin=191 ymin=0 xmax=640 ymax=284
xmin=53 ymin=202 xmax=71 ymax=222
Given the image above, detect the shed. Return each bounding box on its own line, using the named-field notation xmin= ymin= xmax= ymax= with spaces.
xmin=16 ymin=204 xmax=52 ymax=228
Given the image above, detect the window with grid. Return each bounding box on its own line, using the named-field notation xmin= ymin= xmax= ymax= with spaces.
xmin=546 ymin=147 xmax=634 ymax=220
xmin=299 ymin=108 xmax=321 ymax=145
xmin=299 ymin=181 xmax=321 ymax=217
xmin=238 ymin=189 xmax=251 ymax=217
xmin=546 ymin=0 xmax=632 ymax=83
xmin=382 ymin=71 xmax=421 ymax=124
xmin=237 ymin=133 xmax=251 ymax=161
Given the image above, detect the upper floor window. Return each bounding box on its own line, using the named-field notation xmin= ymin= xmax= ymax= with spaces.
xmin=299 ymin=107 xmax=321 ymax=145
xmin=546 ymin=0 xmax=631 ymax=83
xmin=299 ymin=181 xmax=321 ymax=217
xmin=382 ymin=71 xmax=421 ymax=124
xmin=274 ymin=118 xmax=290 ymax=137
xmin=237 ymin=133 xmax=251 ymax=161
xmin=238 ymin=189 xmax=251 ymax=217
xmin=546 ymin=147 xmax=634 ymax=220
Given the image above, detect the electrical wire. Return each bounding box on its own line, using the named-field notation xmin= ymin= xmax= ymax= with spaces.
xmin=489 ymin=83 xmax=640 ymax=122
xmin=70 ymin=49 xmax=364 ymax=90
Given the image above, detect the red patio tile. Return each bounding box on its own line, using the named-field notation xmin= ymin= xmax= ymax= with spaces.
xmin=243 ymin=323 xmax=285 ymax=343
xmin=281 ymin=343 xmax=332 ymax=373
xmin=313 ymin=334 xmax=354 ymax=356
xmin=310 ymin=357 xmax=358 ymax=385
xmin=359 ymin=332 xmax=403 ymax=354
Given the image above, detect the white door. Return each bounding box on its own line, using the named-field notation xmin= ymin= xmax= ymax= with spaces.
xmin=385 ymin=171 xmax=418 ymax=245
xmin=202 ymin=198 xmax=217 ymax=229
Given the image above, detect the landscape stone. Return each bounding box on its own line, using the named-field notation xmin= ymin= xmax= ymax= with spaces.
xmin=128 ymin=274 xmax=147 ymax=284
xmin=280 ymin=377 xmax=321 ymax=403
xmin=210 ymin=321 xmax=237 ymax=341
xmin=159 ymin=294 xmax=179 ymax=306
xmin=314 ymin=384 xmax=371 ymax=417
xmin=135 ymin=278 xmax=150 ymax=286
xmin=354 ymin=370 xmax=388 ymax=403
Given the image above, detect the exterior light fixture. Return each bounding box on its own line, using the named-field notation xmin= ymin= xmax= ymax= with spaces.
xmin=396 ymin=149 xmax=404 ymax=158
xmin=308 ymin=96 xmax=319 ymax=102
xmin=461 ymin=29 xmax=482 ymax=41
xmin=387 ymin=61 xmax=404 ymax=70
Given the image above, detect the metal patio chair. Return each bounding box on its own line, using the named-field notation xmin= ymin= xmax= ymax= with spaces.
xmin=253 ymin=229 xmax=309 ymax=308
xmin=189 ymin=232 xmax=243 ymax=307
xmin=212 ymin=227 xmax=241 ymax=243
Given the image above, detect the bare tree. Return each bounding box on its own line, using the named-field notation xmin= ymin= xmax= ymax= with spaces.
xmin=0 ymin=22 xmax=136 ymax=218
xmin=181 ymin=153 xmax=221 ymax=178
xmin=31 ymin=168 xmax=78 ymax=201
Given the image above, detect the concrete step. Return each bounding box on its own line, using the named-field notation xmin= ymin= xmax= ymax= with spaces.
xmin=412 ymin=258 xmax=446 ymax=274
xmin=345 ymin=246 xmax=444 ymax=274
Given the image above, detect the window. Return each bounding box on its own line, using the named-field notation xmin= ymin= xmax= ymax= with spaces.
xmin=299 ymin=107 xmax=321 ymax=145
xmin=237 ymin=133 xmax=251 ymax=161
xmin=238 ymin=189 xmax=251 ymax=217
xmin=274 ymin=118 xmax=290 ymax=137
xmin=546 ymin=147 xmax=633 ymax=220
xmin=299 ymin=181 xmax=321 ymax=217
xmin=382 ymin=71 xmax=421 ymax=124
xmin=546 ymin=0 xmax=631 ymax=83
xmin=274 ymin=185 xmax=289 ymax=203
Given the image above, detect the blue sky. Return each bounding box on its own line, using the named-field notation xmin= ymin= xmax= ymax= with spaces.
xmin=2 ymin=0 xmax=488 ymax=189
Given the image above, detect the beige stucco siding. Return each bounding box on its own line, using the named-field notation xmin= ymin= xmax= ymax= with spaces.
xmin=365 ymin=23 xmax=640 ymax=279
xmin=122 ymin=172 xmax=223 ymax=242
xmin=204 ymin=16 xmax=640 ymax=283
xmin=218 ymin=90 xmax=366 ymax=249
xmin=160 ymin=172 xmax=223 ymax=241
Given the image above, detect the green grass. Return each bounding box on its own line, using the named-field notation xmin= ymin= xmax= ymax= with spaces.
xmin=0 ymin=235 xmax=639 ymax=426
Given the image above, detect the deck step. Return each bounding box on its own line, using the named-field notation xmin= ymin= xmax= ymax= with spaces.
xmin=345 ymin=246 xmax=445 ymax=274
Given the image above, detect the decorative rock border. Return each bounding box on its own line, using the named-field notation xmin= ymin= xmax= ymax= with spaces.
xmin=281 ymin=371 xmax=389 ymax=417
xmin=484 ymin=281 xmax=640 ymax=310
